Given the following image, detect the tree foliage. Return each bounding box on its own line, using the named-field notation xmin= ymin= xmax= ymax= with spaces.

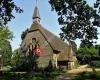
xmin=21 ymin=28 xmax=29 ymax=40
xmin=0 ymin=0 xmax=23 ymax=25
xmin=0 ymin=0 xmax=22 ymax=65
xmin=49 ymin=0 xmax=100 ymax=46
xmin=77 ymin=47 xmax=98 ymax=57
xmin=11 ymin=48 xmax=19 ymax=66
xmin=0 ymin=26 xmax=13 ymax=64
xmin=76 ymin=45 xmax=99 ymax=64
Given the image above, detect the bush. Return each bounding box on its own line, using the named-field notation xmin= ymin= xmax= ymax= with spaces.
xmin=92 ymin=61 xmax=100 ymax=68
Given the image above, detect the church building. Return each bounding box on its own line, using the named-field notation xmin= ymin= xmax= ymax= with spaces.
xmin=19 ymin=4 xmax=76 ymax=69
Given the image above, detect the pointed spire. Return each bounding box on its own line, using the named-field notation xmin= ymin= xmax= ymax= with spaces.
xmin=33 ymin=0 xmax=41 ymax=23
xmin=33 ymin=6 xmax=40 ymax=19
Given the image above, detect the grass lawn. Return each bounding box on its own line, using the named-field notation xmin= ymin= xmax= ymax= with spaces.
xmin=74 ymin=71 xmax=100 ymax=80
xmin=0 ymin=72 xmax=60 ymax=80
xmin=0 ymin=67 xmax=62 ymax=80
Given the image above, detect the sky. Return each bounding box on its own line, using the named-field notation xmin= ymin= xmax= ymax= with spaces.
xmin=8 ymin=0 xmax=100 ymax=51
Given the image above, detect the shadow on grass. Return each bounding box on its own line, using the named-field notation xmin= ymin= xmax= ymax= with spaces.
xmin=0 ymin=70 xmax=61 ymax=80
xmin=74 ymin=71 xmax=100 ymax=80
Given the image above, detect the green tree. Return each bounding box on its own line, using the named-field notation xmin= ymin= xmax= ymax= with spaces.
xmin=0 ymin=26 xmax=13 ymax=65
xmin=76 ymin=46 xmax=100 ymax=74
xmin=99 ymin=45 xmax=100 ymax=55
xmin=95 ymin=45 xmax=100 ymax=55
xmin=76 ymin=46 xmax=98 ymax=64
xmin=49 ymin=0 xmax=100 ymax=46
xmin=11 ymin=49 xmax=20 ymax=66
xmin=0 ymin=0 xmax=23 ymax=25
xmin=0 ymin=0 xmax=22 ymax=67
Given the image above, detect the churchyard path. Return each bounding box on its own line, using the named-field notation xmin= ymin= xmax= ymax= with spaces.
xmin=54 ymin=65 xmax=100 ymax=80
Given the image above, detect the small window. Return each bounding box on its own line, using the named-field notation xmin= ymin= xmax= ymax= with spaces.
xmin=32 ymin=38 xmax=36 ymax=44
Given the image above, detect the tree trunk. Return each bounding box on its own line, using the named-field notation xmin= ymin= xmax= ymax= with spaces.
xmin=90 ymin=61 xmax=96 ymax=74
xmin=91 ymin=66 xmax=96 ymax=74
